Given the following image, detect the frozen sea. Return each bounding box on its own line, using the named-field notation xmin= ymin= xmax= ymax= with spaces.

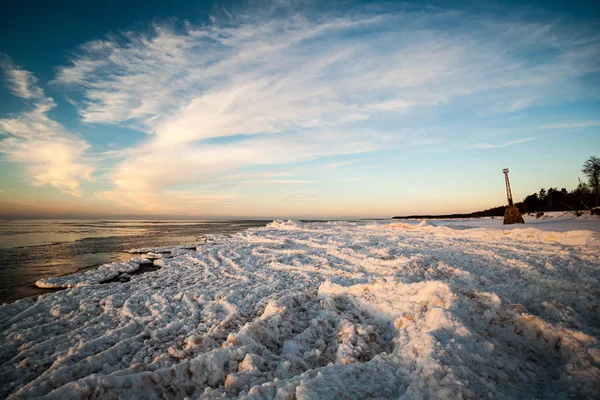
xmin=1 ymin=212 xmax=599 ymax=399
xmin=0 ymin=220 xmax=270 ymax=303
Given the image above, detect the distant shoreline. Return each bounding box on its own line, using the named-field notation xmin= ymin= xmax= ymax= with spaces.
xmin=392 ymin=213 xmax=495 ymax=220
xmin=393 ymin=203 xmax=518 ymax=220
xmin=392 ymin=208 xmax=507 ymax=220
xmin=393 ymin=208 xmax=597 ymax=220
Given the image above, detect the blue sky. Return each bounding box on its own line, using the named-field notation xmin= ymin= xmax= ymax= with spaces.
xmin=0 ymin=0 xmax=599 ymax=218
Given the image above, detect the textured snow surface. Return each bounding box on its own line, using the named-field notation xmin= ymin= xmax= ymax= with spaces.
xmin=1 ymin=219 xmax=599 ymax=399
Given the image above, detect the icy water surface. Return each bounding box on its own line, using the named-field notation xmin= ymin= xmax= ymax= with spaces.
xmin=0 ymin=220 xmax=270 ymax=303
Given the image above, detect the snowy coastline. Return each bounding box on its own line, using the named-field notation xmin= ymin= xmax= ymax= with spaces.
xmin=1 ymin=214 xmax=599 ymax=399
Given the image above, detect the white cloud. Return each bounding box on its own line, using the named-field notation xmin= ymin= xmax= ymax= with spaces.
xmin=4 ymin=66 xmax=45 ymax=100
xmin=0 ymin=58 xmax=93 ymax=196
xmin=95 ymin=128 xmax=386 ymax=211
xmin=324 ymin=161 xmax=355 ymax=169
xmin=234 ymin=179 xmax=315 ymax=188
xmin=57 ymin=10 xmax=598 ymax=138
xmin=469 ymin=137 xmax=536 ymax=149
xmin=48 ymin=5 xmax=599 ymax=211
xmin=367 ymin=99 xmax=415 ymax=112
xmin=162 ymin=190 xmax=239 ymax=204
xmin=536 ymin=121 xmax=600 ymax=130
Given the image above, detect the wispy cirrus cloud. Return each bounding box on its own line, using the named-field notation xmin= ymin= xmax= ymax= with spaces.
xmin=324 ymin=161 xmax=355 ymax=169
xmin=536 ymin=121 xmax=600 ymax=130
xmin=234 ymin=179 xmax=315 ymax=189
xmin=469 ymin=137 xmax=536 ymax=149
xmin=0 ymin=57 xmax=93 ymax=196
xmin=47 ymin=3 xmax=599 ymax=211
xmin=3 ymin=63 xmax=45 ymax=100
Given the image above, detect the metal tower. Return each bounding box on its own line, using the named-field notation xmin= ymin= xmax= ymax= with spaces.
xmin=502 ymin=168 xmax=524 ymax=224
xmin=502 ymin=168 xmax=513 ymax=206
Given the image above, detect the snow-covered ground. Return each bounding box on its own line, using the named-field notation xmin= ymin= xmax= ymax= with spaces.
xmin=1 ymin=214 xmax=599 ymax=399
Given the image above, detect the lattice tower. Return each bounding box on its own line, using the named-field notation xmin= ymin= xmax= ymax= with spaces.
xmin=502 ymin=168 xmax=513 ymax=206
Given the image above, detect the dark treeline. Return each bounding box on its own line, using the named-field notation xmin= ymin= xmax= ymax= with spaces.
xmin=520 ymin=181 xmax=597 ymax=213
xmin=393 ymin=185 xmax=594 ymax=220
xmin=393 ymin=206 xmax=507 ymax=220
xmin=394 ymin=156 xmax=600 ymax=219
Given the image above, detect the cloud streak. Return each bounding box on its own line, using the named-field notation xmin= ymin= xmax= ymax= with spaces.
xmin=536 ymin=121 xmax=600 ymax=130
xmin=469 ymin=137 xmax=536 ymax=149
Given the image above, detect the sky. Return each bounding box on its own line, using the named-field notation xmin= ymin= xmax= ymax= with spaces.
xmin=0 ymin=0 xmax=599 ymax=219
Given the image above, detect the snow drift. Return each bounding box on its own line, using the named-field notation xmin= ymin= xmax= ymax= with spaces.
xmin=1 ymin=219 xmax=599 ymax=399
